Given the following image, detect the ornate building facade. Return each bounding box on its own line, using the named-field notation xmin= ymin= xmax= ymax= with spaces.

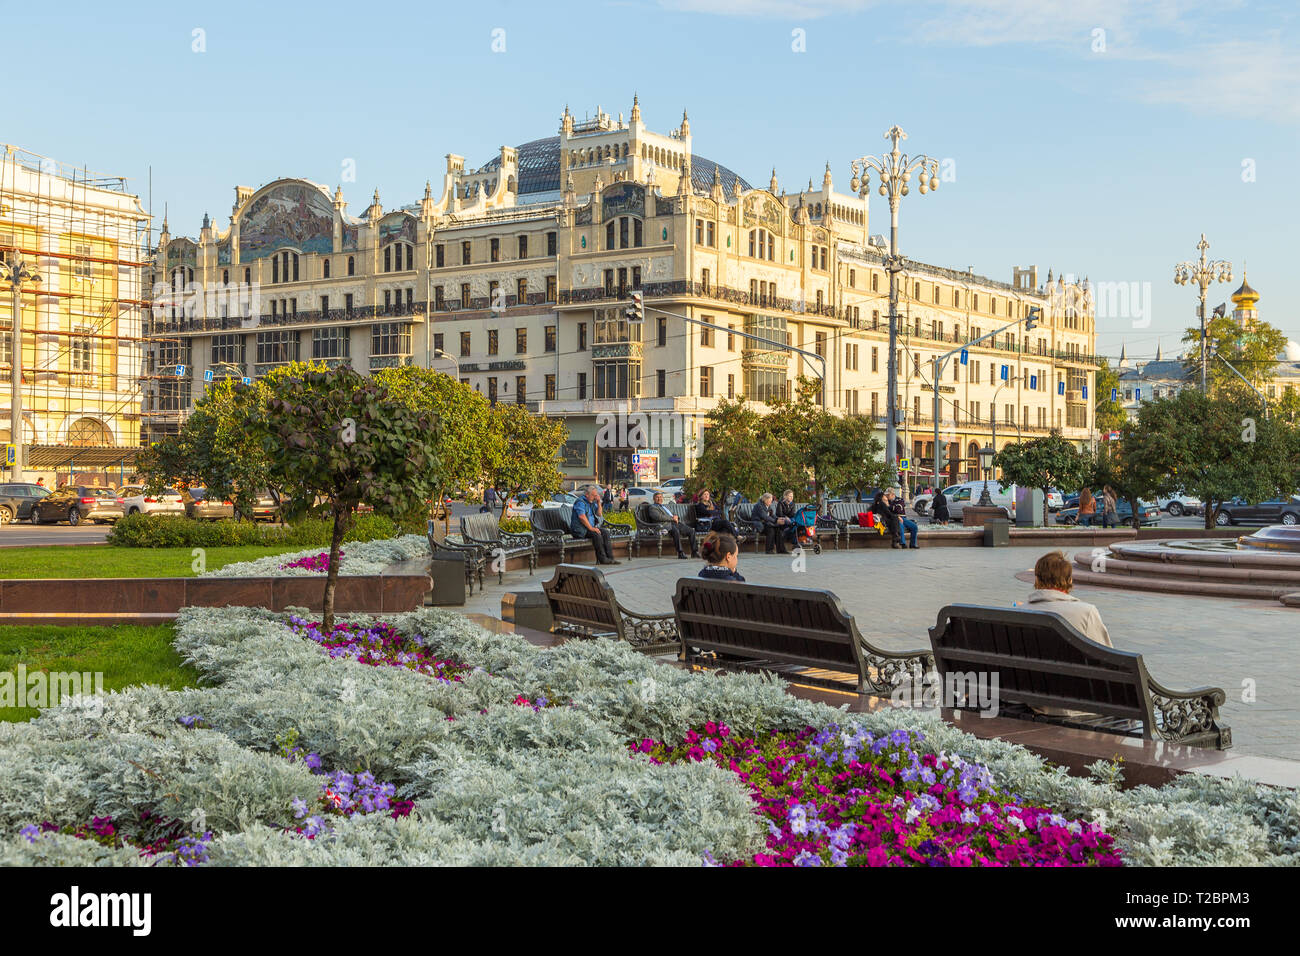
xmin=147 ymin=100 xmax=1098 ymax=485
xmin=2 ymin=145 xmax=149 ymax=485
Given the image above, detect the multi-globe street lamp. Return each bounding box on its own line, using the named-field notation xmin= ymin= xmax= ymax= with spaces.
xmin=1 ymin=255 xmax=42 ymax=481
xmin=1173 ymin=233 xmax=1232 ymax=395
xmin=851 ymin=126 xmax=941 ymax=480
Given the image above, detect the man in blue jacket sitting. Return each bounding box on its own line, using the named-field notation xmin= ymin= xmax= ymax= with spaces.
xmin=572 ymin=485 xmax=619 ymax=566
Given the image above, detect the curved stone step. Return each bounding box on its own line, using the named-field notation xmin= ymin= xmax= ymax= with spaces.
xmin=1072 ymin=552 xmax=1300 ymax=586
xmin=1071 ymin=567 xmax=1299 ymax=603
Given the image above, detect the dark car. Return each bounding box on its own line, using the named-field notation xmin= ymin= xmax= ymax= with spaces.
xmin=0 ymin=482 xmax=51 ymax=524
xmin=233 ymin=489 xmax=281 ymax=522
xmin=29 ymin=486 xmax=125 ymax=526
xmin=183 ymin=487 xmax=235 ymax=521
xmin=1213 ymin=495 xmax=1300 ymax=527
xmin=1058 ymin=498 xmax=1160 ymax=528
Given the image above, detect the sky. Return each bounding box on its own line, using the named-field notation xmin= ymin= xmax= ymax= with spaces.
xmin=4 ymin=0 xmax=1297 ymax=360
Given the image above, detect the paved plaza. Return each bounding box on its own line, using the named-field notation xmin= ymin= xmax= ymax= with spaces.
xmin=465 ymin=545 xmax=1299 ymax=762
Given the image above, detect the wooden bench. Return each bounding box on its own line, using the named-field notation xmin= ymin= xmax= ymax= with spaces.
xmin=829 ymin=500 xmax=889 ymax=545
xmin=541 ymin=564 xmax=678 ymax=653
xmin=460 ymin=512 xmax=536 ymax=582
xmin=928 ymin=604 xmax=1231 ymax=749
xmin=672 ymin=578 xmax=933 ymax=695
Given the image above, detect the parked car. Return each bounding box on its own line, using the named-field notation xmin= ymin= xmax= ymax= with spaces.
xmin=1157 ymin=492 xmax=1203 ymax=517
xmin=657 ymin=478 xmax=686 ymax=495
xmin=233 ymin=489 xmax=282 ymax=522
xmin=625 ymin=486 xmax=659 ymax=507
xmin=118 ymin=485 xmax=186 ymax=517
xmin=1213 ymin=495 xmax=1300 ymax=527
xmin=183 ymin=487 xmax=235 ymax=521
xmin=1046 ymin=488 xmax=1065 ymax=512
xmin=1058 ymin=498 xmax=1160 ymax=528
xmin=0 ymin=482 xmax=51 ymax=524
xmin=942 ymin=481 xmax=1018 ymax=521
xmin=29 ymin=486 xmax=124 ymax=525
xmin=913 ymin=485 xmax=959 ymax=516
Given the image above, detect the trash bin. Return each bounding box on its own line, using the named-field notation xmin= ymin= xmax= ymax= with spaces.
xmin=429 ymin=552 xmax=467 ymax=606
xmin=983 ymin=518 xmax=1010 ymax=547
xmin=502 ymin=591 xmax=553 ymax=632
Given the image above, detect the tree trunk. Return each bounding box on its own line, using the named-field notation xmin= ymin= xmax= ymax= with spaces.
xmin=322 ymin=504 xmax=349 ymax=632
xmin=1041 ymin=487 xmax=1050 ymax=528
xmin=1205 ymin=506 xmax=1216 ymax=531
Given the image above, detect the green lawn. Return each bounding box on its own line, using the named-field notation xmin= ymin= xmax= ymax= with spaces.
xmin=0 ymin=623 xmax=198 ymax=722
xmin=0 ymin=544 xmax=304 ymax=579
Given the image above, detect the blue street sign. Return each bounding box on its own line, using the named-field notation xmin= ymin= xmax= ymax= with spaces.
xmin=203 ymin=369 xmax=214 ymax=382
xmin=1082 ymin=385 xmax=1088 ymax=400
xmin=4 ymin=445 xmax=14 ymax=467
xmin=174 ymin=364 xmax=186 ymax=377
xmin=241 ymin=377 xmax=252 ymax=385
xmin=1029 ymin=374 xmax=1038 ymax=390
xmin=631 ymin=452 xmax=640 ymax=465
xmin=1110 ymin=388 xmax=1117 ymax=402
xmin=1000 ymin=365 xmax=1009 ymax=381
xmin=1136 ymin=388 xmax=1142 ymax=400
xmin=959 ymin=349 xmax=968 ymax=366
xmin=1058 ymin=381 xmax=1065 ymax=395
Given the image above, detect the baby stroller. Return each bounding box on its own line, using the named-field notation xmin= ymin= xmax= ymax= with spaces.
xmin=790 ymin=504 xmax=825 ymax=555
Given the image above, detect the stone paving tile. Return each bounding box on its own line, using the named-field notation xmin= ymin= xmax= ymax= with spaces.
xmin=463 ymin=546 xmax=1299 ymax=762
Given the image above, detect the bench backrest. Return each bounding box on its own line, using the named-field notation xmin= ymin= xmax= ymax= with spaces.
xmin=542 ymin=563 xmax=623 ymax=638
xmin=928 ymin=604 xmax=1157 ymax=727
xmin=673 ymin=578 xmax=868 ymax=679
xmin=460 ymin=512 xmax=501 ymax=544
xmin=732 ymin=503 xmax=757 ymax=523
xmin=664 ymin=502 xmax=694 ymax=523
xmin=530 ymin=504 xmax=574 ymax=535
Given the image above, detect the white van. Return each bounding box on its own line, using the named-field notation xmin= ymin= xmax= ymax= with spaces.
xmin=942 ymin=481 xmax=1017 ymax=521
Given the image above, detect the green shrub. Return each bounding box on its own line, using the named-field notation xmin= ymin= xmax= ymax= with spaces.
xmin=602 ymin=511 xmax=636 ymax=528
xmin=107 ymin=513 xmax=401 ymax=549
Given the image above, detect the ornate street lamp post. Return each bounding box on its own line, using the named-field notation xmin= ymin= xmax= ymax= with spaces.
xmin=977 ymin=444 xmax=995 ymax=507
xmin=1173 ymin=233 xmax=1232 ymax=395
xmin=1 ymin=255 xmax=42 ymax=481
xmin=851 ymin=127 xmax=940 ymax=480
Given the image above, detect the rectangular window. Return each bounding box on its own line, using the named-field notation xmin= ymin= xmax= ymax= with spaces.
xmin=657 ymin=317 xmax=667 ymax=347
xmin=727 ymin=374 xmax=735 ymax=399
xmin=516 ymin=328 xmax=527 ymax=353
xmin=320 ymin=294 xmax=329 ymax=315
xmin=631 ymin=266 xmax=641 ymax=289
xmin=577 ymin=322 xmax=587 ymax=351
xmin=545 ymin=275 xmax=557 ymax=301
xmin=435 ymin=244 xmax=445 ymax=268
xmin=345 ymin=293 xmax=354 ymax=316
xmin=546 ymin=231 xmax=557 ymax=256
xmin=516 ymin=376 xmax=526 ymax=404
xmin=727 ymin=324 xmax=735 ymax=351
xmin=460 ymin=284 xmax=471 ymax=308
xmin=490 ymin=238 xmax=500 ymax=262
xmin=696 ymin=219 xmax=704 ymax=245
xmin=462 ymin=241 xmax=472 ymax=265
xmin=370 ymin=323 xmax=410 ymax=358
xmin=544 ymin=325 xmax=556 ymax=352
xmin=871 ymin=347 xmax=878 ymax=372
xmin=606 ymin=221 xmax=616 ymax=250
xmin=487 ymin=377 xmax=498 ymax=404
xmin=700 ymin=317 xmax=714 ymax=348
xmin=211 ymin=334 xmax=243 ymax=365
xmin=620 ymin=218 xmax=629 ymax=248
xmin=699 ymin=366 xmax=712 ymax=398
xmin=707 ymin=222 xmax=714 ymax=246
xmin=604 ymin=269 xmax=614 ymax=295
xmin=518 ymin=235 xmax=528 ymax=259
xmin=517 ymin=278 xmax=528 ymax=302
xmin=814 ymin=331 xmax=826 ymax=359
xmin=460 ymin=331 xmax=472 ymax=356
xmin=545 ymin=374 xmax=556 ymax=400
xmin=701 ymin=268 xmax=710 ymax=293
xmin=657 ymin=369 xmax=666 ymax=398
xmin=311 ymin=326 xmax=349 ymax=359
xmin=434 ymin=286 xmax=445 ymax=310
xmin=634 ymin=219 xmax=643 ymax=247
xmin=577 ymin=372 xmax=587 ymax=400
xmin=488 ymin=329 xmax=499 ymax=355
xmin=871 ymin=392 xmax=879 ymax=418
xmin=256 ymin=330 xmax=300 ymax=366
xmin=434 ymin=333 xmax=444 ymax=353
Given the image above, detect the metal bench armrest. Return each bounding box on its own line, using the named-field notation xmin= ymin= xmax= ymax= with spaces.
xmin=616 ymin=606 xmax=680 ymax=650
xmin=1145 ymin=679 xmax=1231 ymax=747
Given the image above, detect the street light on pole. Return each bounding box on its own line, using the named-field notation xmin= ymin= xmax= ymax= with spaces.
xmin=1 ymin=254 xmax=42 ymax=481
xmin=851 ymin=126 xmax=941 ymax=480
xmin=1173 ymin=233 xmax=1232 ymax=395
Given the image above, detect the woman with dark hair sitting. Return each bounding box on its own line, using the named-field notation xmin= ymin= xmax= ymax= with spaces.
xmin=693 ymin=489 xmax=739 ymax=538
xmin=698 ymin=532 xmax=744 ymax=581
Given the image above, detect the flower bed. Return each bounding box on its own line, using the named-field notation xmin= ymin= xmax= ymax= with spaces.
xmin=642 ymin=723 xmax=1119 ymax=866
xmin=2 ymin=604 xmax=1297 ymax=866
xmin=203 ymin=534 xmax=428 ymax=577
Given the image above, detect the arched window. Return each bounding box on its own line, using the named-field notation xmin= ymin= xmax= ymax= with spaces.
xmin=347 ymin=256 xmax=355 ymax=276
xmin=323 ymin=259 xmax=331 ymax=279
xmin=68 ymin=417 xmax=113 ymax=446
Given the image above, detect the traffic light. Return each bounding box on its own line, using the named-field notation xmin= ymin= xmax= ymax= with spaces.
xmin=935 ymin=440 xmax=948 ymax=475
xmin=625 ymin=290 xmax=644 ymax=324
xmin=1025 ymin=306 xmax=1040 ymax=332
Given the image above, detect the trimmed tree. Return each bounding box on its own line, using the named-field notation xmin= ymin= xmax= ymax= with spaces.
xmin=1119 ymin=388 xmax=1295 ymax=529
xmin=690 ymin=395 xmax=792 ymax=501
xmin=488 ymin=403 xmax=567 ymax=518
xmin=992 ymin=431 xmax=1090 ymax=526
xmin=250 ymin=366 xmax=440 ymax=629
